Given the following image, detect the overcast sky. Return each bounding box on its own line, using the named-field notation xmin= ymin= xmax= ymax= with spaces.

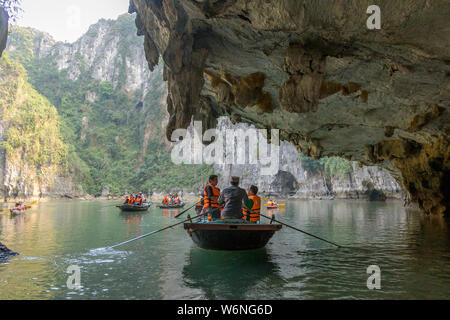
xmin=14 ymin=0 xmax=130 ymax=42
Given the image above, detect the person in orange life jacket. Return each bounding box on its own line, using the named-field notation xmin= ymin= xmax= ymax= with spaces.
xmin=162 ymin=195 xmax=169 ymax=205
xmin=124 ymin=195 xmax=130 ymax=204
xmin=203 ymin=175 xmax=221 ymax=221
xmin=128 ymin=194 xmax=135 ymax=205
xmin=195 ymin=194 xmax=205 ymax=215
xmin=243 ymin=185 xmax=261 ymax=223
xmin=135 ymin=194 xmax=144 ymax=206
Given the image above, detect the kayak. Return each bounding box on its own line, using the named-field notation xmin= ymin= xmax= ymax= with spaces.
xmin=158 ymin=202 xmax=186 ymax=209
xmin=184 ymin=219 xmax=282 ymax=251
xmin=117 ymin=203 xmax=151 ymax=212
xmin=10 ymin=208 xmax=26 ymax=215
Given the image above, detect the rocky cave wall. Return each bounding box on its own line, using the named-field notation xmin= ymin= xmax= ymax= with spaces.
xmin=130 ymin=0 xmax=449 ymax=216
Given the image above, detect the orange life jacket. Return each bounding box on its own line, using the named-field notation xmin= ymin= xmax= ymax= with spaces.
xmin=204 ymin=184 xmax=220 ymax=209
xmin=162 ymin=196 xmax=168 ymax=205
xmin=243 ymin=195 xmax=261 ymax=222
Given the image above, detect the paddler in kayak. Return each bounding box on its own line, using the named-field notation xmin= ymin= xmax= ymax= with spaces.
xmin=217 ymin=176 xmax=249 ymax=220
xmin=11 ymin=202 xmax=25 ymax=214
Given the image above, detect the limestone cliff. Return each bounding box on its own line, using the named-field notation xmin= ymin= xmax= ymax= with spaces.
xmin=130 ymin=0 xmax=449 ymax=215
xmin=0 ymin=54 xmax=72 ymax=201
xmin=214 ymin=118 xmax=402 ymax=200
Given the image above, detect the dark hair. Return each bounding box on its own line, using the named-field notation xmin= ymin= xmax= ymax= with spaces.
xmin=209 ymin=175 xmax=218 ymax=182
xmin=249 ymin=185 xmax=258 ymax=195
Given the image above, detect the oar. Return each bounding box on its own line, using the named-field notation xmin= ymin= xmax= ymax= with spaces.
xmin=259 ymin=212 xmax=342 ymax=248
xmin=174 ymin=203 xmax=198 ymax=218
xmin=109 ymin=213 xmax=204 ymax=249
xmin=245 ymin=206 xmax=342 ymax=248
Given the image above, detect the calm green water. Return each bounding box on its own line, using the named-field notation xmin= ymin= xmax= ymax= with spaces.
xmin=0 ymin=200 xmax=449 ymax=300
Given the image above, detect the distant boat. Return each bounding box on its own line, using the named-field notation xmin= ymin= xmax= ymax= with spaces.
xmin=184 ymin=219 xmax=282 ymax=251
xmin=157 ymin=202 xmax=186 ymax=209
xmin=117 ymin=203 xmax=151 ymax=212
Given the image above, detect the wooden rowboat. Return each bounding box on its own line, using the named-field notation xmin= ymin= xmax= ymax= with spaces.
xmin=184 ymin=220 xmax=282 ymax=251
xmin=157 ymin=202 xmax=186 ymax=209
xmin=117 ymin=203 xmax=151 ymax=212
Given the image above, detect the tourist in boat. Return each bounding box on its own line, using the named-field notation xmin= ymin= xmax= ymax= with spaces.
xmin=195 ymin=195 xmax=204 ymax=215
xmin=134 ymin=194 xmax=143 ymax=206
xmin=123 ymin=195 xmax=131 ymax=204
xmin=162 ymin=195 xmax=169 ymax=205
xmin=203 ymin=175 xmax=221 ymax=221
xmin=128 ymin=194 xmax=135 ymax=205
xmin=217 ymin=176 xmax=249 ymax=220
xmin=138 ymin=192 xmax=146 ymax=204
xmin=243 ymin=185 xmax=261 ymax=223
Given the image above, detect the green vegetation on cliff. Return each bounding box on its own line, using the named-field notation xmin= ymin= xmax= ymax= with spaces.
xmin=6 ymin=17 xmax=213 ymax=195
xmin=300 ymin=155 xmax=353 ymax=177
xmin=0 ymin=53 xmax=68 ymax=182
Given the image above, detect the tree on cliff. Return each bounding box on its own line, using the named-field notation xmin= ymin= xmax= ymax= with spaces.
xmin=0 ymin=0 xmax=21 ymax=21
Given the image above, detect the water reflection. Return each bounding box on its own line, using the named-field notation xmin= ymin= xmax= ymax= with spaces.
xmin=1 ymin=200 xmax=450 ymax=299
xmin=182 ymin=248 xmax=282 ymax=300
xmin=162 ymin=209 xmax=179 ymax=218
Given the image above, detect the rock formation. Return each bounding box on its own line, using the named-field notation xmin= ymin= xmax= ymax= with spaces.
xmin=0 ymin=241 xmax=18 ymax=261
xmin=214 ymin=117 xmax=402 ymax=200
xmin=130 ymin=0 xmax=449 ymax=215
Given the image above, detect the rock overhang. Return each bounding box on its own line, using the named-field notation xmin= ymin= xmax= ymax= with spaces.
xmin=129 ymin=0 xmax=449 ymax=215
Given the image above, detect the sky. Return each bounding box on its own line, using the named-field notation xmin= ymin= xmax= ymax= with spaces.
xmin=14 ymin=0 xmax=130 ymax=43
